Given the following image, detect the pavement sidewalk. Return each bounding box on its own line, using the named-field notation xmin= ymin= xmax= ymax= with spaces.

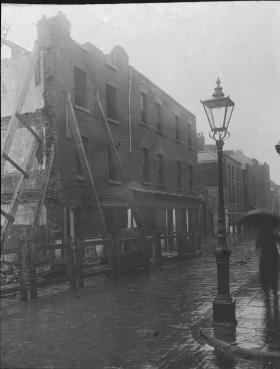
xmin=198 ymin=277 xmax=280 ymax=362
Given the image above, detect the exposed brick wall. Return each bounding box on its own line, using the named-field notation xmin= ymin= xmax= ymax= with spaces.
xmin=37 ymin=14 xmax=200 ymax=212
xmin=34 ymin=13 xmax=203 ymax=240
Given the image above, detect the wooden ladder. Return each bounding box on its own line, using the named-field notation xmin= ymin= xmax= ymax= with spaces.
xmin=66 ymin=91 xmax=150 ymax=272
xmin=1 ymin=42 xmax=55 ymax=248
xmin=95 ymin=90 xmax=150 ymax=270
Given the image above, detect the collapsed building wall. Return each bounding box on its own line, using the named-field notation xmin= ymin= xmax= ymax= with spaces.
xmin=1 ymin=40 xmax=62 ymax=247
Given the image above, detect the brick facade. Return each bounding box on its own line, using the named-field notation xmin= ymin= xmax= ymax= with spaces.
xmin=34 ymin=13 xmax=202 ymax=241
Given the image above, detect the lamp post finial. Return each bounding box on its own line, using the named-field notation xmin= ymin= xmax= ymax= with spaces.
xmin=213 ymin=77 xmax=224 ymax=99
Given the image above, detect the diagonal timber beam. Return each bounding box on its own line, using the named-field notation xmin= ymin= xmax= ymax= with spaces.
xmin=1 ymin=42 xmax=39 ymax=174
xmin=15 ymin=113 xmax=42 ymax=143
xmin=66 ymin=92 xmax=108 ymax=239
xmin=2 ymin=152 xmax=29 ymax=178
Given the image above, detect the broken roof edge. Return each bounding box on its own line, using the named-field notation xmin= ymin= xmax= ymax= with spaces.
xmin=1 ymin=39 xmax=30 ymax=56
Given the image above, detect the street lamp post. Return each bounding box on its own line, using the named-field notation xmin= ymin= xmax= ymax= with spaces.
xmin=275 ymin=140 xmax=280 ymax=155
xmin=201 ymin=78 xmax=237 ymax=328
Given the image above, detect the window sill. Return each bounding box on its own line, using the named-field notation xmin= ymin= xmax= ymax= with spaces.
xmin=76 ymin=175 xmax=86 ymax=181
xmin=104 ymin=62 xmax=118 ymax=71
xmin=142 ymin=181 xmax=152 ymax=186
xmin=177 ymin=187 xmax=184 ymax=192
xmin=107 ymin=118 xmax=119 ymax=125
xmin=140 ymin=121 xmax=150 ymax=129
xmin=74 ymin=105 xmax=91 ymax=115
xmin=108 ymin=179 xmax=121 ymax=185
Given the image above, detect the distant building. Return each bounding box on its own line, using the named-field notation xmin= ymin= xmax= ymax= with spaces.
xmin=270 ymin=180 xmax=280 ymax=216
xmin=197 ymin=145 xmax=243 ymax=235
xmin=226 ymin=150 xmax=271 ymax=211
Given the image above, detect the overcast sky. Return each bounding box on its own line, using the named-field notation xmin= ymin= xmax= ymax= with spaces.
xmin=2 ymin=2 xmax=280 ymax=183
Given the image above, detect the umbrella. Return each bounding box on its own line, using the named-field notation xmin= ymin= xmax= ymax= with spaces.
xmin=237 ymin=208 xmax=280 ymax=229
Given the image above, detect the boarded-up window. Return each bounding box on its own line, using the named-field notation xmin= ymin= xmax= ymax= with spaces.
xmin=106 ymin=84 xmax=117 ymax=120
xmin=158 ymin=154 xmax=164 ymax=185
xmin=141 ymin=92 xmax=148 ymax=123
xmin=142 ymin=148 xmax=149 ymax=182
xmin=74 ymin=67 xmax=87 ymax=108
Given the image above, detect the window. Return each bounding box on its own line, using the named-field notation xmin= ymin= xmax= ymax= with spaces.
xmin=142 ymin=148 xmax=150 ymax=182
xmin=156 ymin=102 xmax=162 ymax=132
xmin=175 ymin=115 xmax=180 ymax=140
xmin=106 ymin=84 xmax=117 ymax=120
xmin=158 ymin=154 xmax=164 ymax=185
xmin=188 ymin=123 xmax=192 ymax=146
xmin=107 ymin=145 xmax=119 ymax=181
xmin=189 ymin=165 xmax=194 ymax=190
xmin=35 ymin=54 xmax=41 ymax=85
xmin=177 ymin=160 xmax=182 ymax=188
xmin=141 ymin=92 xmax=148 ymax=124
xmin=74 ymin=67 xmax=87 ymax=108
xmin=76 ymin=137 xmax=89 ymax=175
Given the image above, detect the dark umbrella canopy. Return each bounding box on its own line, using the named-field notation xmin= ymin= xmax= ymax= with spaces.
xmin=237 ymin=208 xmax=280 ymax=229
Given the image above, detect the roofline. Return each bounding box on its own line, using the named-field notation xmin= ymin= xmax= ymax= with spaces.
xmin=130 ymin=66 xmax=196 ymax=120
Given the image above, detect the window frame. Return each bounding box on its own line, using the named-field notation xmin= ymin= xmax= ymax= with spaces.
xmin=76 ymin=136 xmax=89 ymax=176
xmin=175 ymin=115 xmax=180 ymax=141
xmin=74 ymin=66 xmax=87 ymax=108
xmin=189 ymin=164 xmax=194 ymax=191
xmin=140 ymin=92 xmax=148 ymax=124
xmin=158 ymin=154 xmax=164 ymax=186
xmin=142 ymin=148 xmax=150 ymax=183
xmin=188 ymin=123 xmax=192 ymax=147
xmin=176 ymin=160 xmax=182 ymax=188
xmin=156 ymin=102 xmax=162 ymax=132
xmin=106 ymin=84 xmax=118 ymax=121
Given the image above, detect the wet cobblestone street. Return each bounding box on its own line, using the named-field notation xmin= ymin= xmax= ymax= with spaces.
xmin=1 ymin=239 xmax=278 ymax=369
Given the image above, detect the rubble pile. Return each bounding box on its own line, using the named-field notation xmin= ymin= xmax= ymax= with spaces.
xmin=0 ymin=261 xmax=20 ymax=286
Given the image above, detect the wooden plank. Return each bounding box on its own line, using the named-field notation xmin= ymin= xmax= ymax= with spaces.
xmin=18 ymin=238 xmax=28 ymax=301
xmin=28 ymin=241 xmax=38 ymax=299
xmin=1 ymin=42 xmax=39 ymax=173
xmin=96 ymin=91 xmax=150 ymax=270
xmin=33 ymin=144 xmax=55 ymax=231
xmin=15 ymin=112 xmax=42 ymax=143
xmin=67 ymin=93 xmax=107 ymax=238
xmin=2 ymin=152 xmax=29 ymax=178
xmin=1 ymin=208 xmax=15 ymax=223
xmin=75 ymin=240 xmax=84 ymax=288
xmin=1 ymin=136 xmax=40 ymax=245
xmin=66 ymin=238 xmax=76 ymax=290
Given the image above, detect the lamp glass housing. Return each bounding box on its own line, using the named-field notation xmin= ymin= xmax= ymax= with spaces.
xmin=201 ymin=96 xmax=235 ymax=133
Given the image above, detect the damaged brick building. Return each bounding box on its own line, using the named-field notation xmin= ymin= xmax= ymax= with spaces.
xmin=1 ymin=13 xmax=203 ymax=247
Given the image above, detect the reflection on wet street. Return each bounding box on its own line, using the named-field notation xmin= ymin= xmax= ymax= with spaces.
xmin=1 ymin=241 xmax=279 ymax=369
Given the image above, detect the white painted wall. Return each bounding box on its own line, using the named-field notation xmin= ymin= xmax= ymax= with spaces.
xmin=1 ymin=51 xmax=44 ymax=117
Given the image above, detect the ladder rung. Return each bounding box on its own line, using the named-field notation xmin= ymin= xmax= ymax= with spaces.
xmin=15 ymin=112 xmax=42 ymax=143
xmin=2 ymin=152 xmax=29 ymax=178
xmin=1 ymin=209 xmax=15 ymax=223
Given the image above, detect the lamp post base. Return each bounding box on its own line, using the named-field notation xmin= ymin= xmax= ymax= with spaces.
xmin=213 ymin=298 xmax=237 ymax=328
